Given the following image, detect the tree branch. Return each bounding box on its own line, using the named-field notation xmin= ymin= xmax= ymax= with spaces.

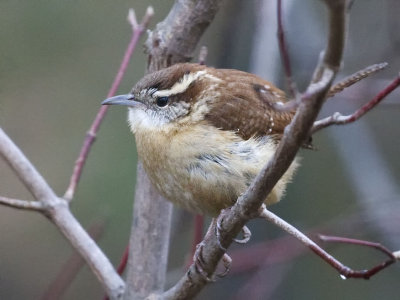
xmin=163 ymin=1 xmax=349 ymax=298
xmin=0 ymin=128 xmax=124 ymax=299
xmin=312 ymin=74 xmax=400 ymax=133
xmin=327 ymin=62 xmax=388 ymax=98
xmin=145 ymin=0 xmax=223 ymax=72
xmin=260 ymin=206 xmax=396 ymax=279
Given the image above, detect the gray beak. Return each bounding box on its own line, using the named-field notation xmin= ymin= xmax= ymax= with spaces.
xmin=101 ymin=94 xmax=137 ymax=107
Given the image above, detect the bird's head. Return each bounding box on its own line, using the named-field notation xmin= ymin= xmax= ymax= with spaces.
xmin=102 ymin=63 xmax=222 ymax=133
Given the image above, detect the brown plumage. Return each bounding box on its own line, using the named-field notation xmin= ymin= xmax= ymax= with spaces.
xmin=103 ymin=63 xmax=298 ymax=215
xmin=131 ymin=63 xmax=295 ymax=140
xmin=203 ymin=68 xmax=294 ymax=140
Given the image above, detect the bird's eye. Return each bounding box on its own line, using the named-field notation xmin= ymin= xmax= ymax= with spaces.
xmin=156 ymin=96 xmax=169 ymax=107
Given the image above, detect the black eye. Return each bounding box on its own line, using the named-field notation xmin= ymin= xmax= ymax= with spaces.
xmin=156 ymin=96 xmax=169 ymax=107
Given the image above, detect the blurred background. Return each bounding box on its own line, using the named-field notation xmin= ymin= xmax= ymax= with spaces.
xmin=0 ymin=0 xmax=399 ymax=299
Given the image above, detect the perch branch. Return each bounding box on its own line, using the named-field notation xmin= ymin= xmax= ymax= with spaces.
xmin=163 ymin=1 xmax=349 ymax=299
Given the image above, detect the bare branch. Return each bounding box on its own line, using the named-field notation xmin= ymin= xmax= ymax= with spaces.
xmin=318 ymin=234 xmax=395 ymax=258
xmin=164 ymin=1 xmax=349 ymax=298
xmin=145 ymin=0 xmax=223 ymax=72
xmin=0 ymin=195 xmax=44 ymax=211
xmin=0 ymin=128 xmax=124 ymax=299
xmin=312 ymin=74 xmax=400 ymax=134
xmin=63 ymin=7 xmax=153 ymax=201
xmin=260 ymin=206 xmax=396 ymax=279
xmin=327 ymin=62 xmax=388 ymax=98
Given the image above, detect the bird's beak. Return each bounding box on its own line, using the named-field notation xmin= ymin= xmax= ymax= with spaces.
xmin=101 ymin=94 xmax=138 ymax=107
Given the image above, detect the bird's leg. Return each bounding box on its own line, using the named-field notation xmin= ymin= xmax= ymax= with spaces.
xmin=215 ymin=213 xmax=228 ymax=252
xmin=234 ymin=225 xmax=252 ymax=244
xmin=217 ymin=208 xmax=252 ymax=245
xmin=218 ymin=253 xmax=232 ymax=278
xmin=192 ymin=241 xmax=215 ymax=282
xmin=191 ymin=217 xmax=232 ymax=281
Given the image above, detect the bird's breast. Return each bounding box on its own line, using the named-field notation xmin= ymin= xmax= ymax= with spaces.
xmin=134 ymin=123 xmax=297 ymax=215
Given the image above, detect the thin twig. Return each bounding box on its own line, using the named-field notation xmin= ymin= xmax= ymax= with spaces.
xmin=117 ymin=246 xmax=130 ymax=275
xmin=312 ymin=74 xmax=400 ymax=134
xmin=228 ymin=208 xmax=372 ymax=275
xmin=277 ymin=0 xmax=298 ymax=98
xmin=260 ymin=206 xmax=396 ymax=279
xmin=327 ymin=62 xmax=388 ymax=98
xmin=319 ymin=234 xmax=395 ymax=258
xmin=63 ymin=7 xmax=154 ymax=201
xmin=0 ymin=195 xmax=44 ymax=211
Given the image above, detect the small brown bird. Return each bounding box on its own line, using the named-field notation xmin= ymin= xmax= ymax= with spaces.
xmin=102 ymin=63 xmax=298 ymax=216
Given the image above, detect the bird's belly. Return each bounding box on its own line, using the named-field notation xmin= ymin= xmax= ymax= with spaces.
xmin=136 ymin=126 xmax=297 ymax=215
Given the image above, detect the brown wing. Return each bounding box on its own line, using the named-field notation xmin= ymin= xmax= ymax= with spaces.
xmin=204 ymin=69 xmax=295 ymax=140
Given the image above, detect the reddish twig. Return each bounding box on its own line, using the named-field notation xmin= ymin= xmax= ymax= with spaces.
xmin=116 ymin=245 xmax=130 ymax=275
xmin=260 ymin=206 xmax=396 ymax=279
xmin=277 ymin=0 xmax=297 ymax=98
xmin=319 ymin=234 xmax=396 ymax=279
xmin=319 ymin=234 xmax=394 ymax=257
xmin=63 ymin=7 xmax=154 ymax=201
xmin=312 ymin=74 xmax=400 ymax=134
xmin=226 ymin=209 xmax=366 ymax=275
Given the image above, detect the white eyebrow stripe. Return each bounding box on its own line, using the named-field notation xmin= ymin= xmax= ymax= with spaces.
xmin=153 ymin=70 xmax=214 ymax=98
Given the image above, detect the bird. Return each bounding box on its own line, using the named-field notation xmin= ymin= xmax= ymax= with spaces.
xmin=102 ymin=63 xmax=298 ymax=216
